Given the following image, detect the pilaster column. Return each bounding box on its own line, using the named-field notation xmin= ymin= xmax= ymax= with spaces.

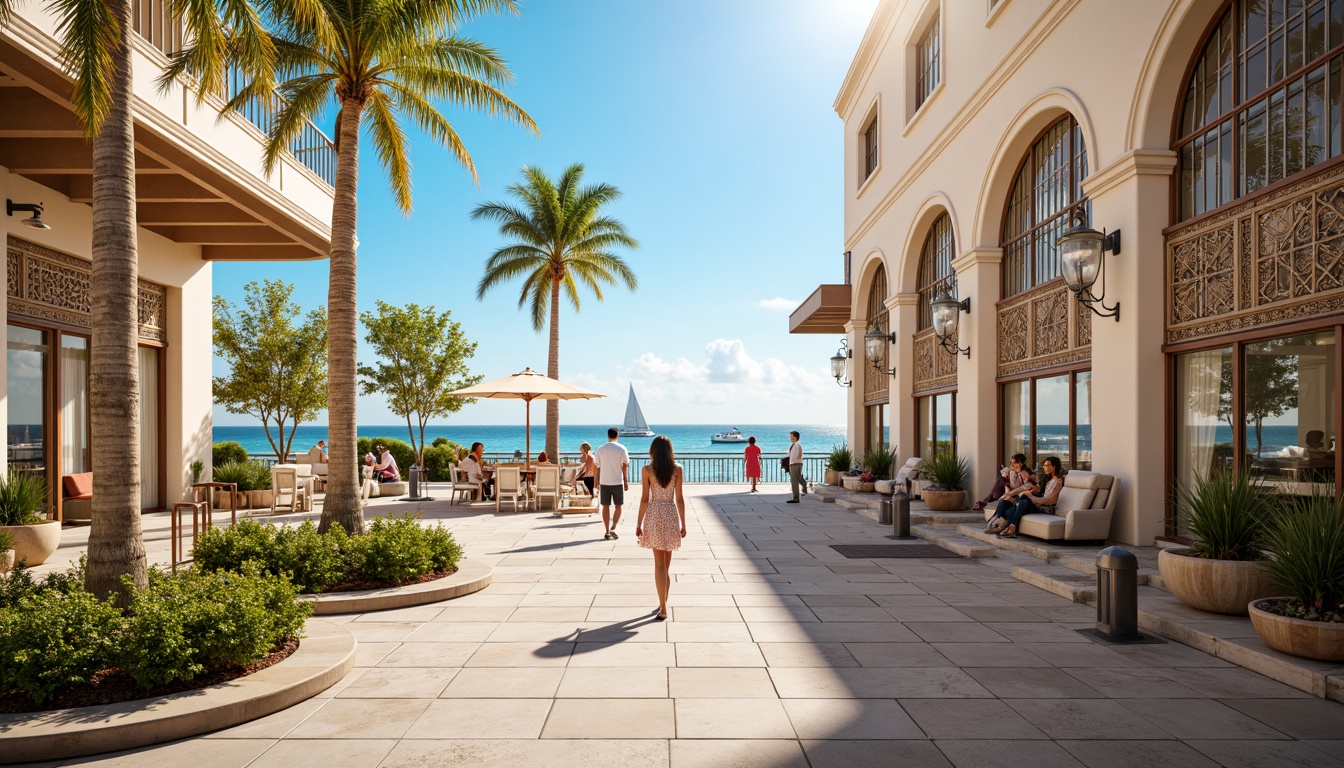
xmin=843 ymin=319 xmax=861 ymax=457
xmin=1082 ymin=149 xmax=1177 ymax=545
xmin=951 ymin=247 xmax=1003 ymax=496
xmin=888 ymin=294 xmax=919 ymax=461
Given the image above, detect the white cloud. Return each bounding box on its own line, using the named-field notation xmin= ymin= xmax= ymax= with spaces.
xmin=757 ymin=297 xmax=798 ymax=313
xmin=631 ymin=352 xmax=705 ymax=382
xmin=704 ymin=339 xmax=762 ymax=383
xmin=627 ymin=339 xmax=832 ymax=409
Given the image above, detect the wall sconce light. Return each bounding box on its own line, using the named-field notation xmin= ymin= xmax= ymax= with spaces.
xmin=930 ymin=283 xmax=971 ymax=358
xmin=6 ymin=200 xmax=51 ymax=231
xmin=863 ymin=324 xmax=896 ymax=376
xmin=830 ymin=338 xmax=853 ymax=387
xmin=1057 ymin=205 xmax=1120 ymax=321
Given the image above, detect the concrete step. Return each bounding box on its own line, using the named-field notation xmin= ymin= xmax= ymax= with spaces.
xmin=917 ymin=511 xmax=985 ymax=524
xmin=1011 ymin=562 xmax=1097 ymax=603
xmin=956 ymin=524 xmax=1057 ymax=562
xmin=911 ymin=525 xmax=998 ymax=558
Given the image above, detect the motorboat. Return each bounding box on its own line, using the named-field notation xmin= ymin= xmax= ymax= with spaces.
xmin=711 ymin=427 xmax=748 ymax=443
xmin=617 ymin=385 xmax=655 ymax=437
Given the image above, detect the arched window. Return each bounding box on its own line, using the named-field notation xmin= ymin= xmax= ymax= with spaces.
xmin=1176 ymin=2 xmax=1344 ymax=222
xmin=864 ymin=265 xmax=890 ymax=449
xmin=917 ymin=213 xmax=955 ymax=330
xmin=1000 ymin=116 xmax=1089 ymax=297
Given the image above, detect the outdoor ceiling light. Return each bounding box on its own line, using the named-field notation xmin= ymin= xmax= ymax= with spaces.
xmin=830 ymin=338 xmax=853 ymax=387
xmin=6 ymin=200 xmax=50 ymax=231
xmin=930 ymin=281 xmax=971 ymax=358
xmin=1058 ymin=205 xmax=1120 ymax=321
xmin=863 ymin=324 xmax=896 ymax=376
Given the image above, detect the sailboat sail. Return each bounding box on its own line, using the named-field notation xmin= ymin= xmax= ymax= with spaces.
xmin=623 ymin=386 xmax=650 ymax=432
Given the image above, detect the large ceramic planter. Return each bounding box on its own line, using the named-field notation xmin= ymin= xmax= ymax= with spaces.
xmin=923 ymin=489 xmax=967 ymax=511
xmin=0 ymin=520 xmax=61 ymax=567
xmin=824 ymin=469 xmax=840 ymax=487
xmin=1157 ymin=547 xmax=1277 ymax=616
xmin=1249 ymin=598 xmax=1344 ymax=662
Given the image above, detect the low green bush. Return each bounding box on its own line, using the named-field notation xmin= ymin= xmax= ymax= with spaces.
xmin=826 ymin=445 xmax=854 ymax=473
xmin=923 ymin=451 xmax=969 ymax=492
xmin=0 ymin=588 xmax=124 ymax=705
xmin=862 ymin=445 xmax=897 ymax=480
xmin=246 ymin=460 xmax=273 ymax=491
xmin=0 ymin=529 xmax=12 ymax=552
xmin=0 ymin=556 xmax=85 ymax=610
xmin=421 ymin=444 xmax=462 ymax=482
xmin=212 ymin=461 xmax=252 ymax=491
xmin=355 ymin=514 xmax=463 ymax=583
xmin=356 ymin=437 xmax=414 ymax=479
xmin=1175 ymin=470 xmax=1269 ymax=561
xmin=212 ymin=441 xmax=249 ymax=468
xmin=122 ymin=566 xmax=310 ymax=688
xmin=1263 ymin=493 xmax=1344 ymax=618
xmin=0 ymin=470 xmax=47 ymax=526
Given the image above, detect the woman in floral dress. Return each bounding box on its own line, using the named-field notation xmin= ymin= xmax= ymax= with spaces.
xmin=636 ymin=435 xmax=687 ymax=620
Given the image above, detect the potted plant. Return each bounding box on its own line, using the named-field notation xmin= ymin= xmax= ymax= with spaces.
xmin=852 ymin=470 xmax=876 ymax=493
xmin=0 ymin=529 xmax=14 ymax=574
xmin=863 ymin=445 xmax=897 ymax=494
xmin=190 ymin=460 xmax=204 ymax=486
xmin=212 ymin=461 xmax=251 ymax=510
xmin=1248 ymin=493 xmax=1344 ymax=661
xmin=825 ymin=445 xmax=853 ymax=487
xmin=0 ymin=471 xmax=59 ymax=566
xmin=921 ymin=451 xmax=969 ymax=511
xmin=247 ymin=461 xmax=274 ymax=508
xmin=1157 ymin=471 xmax=1276 ymax=616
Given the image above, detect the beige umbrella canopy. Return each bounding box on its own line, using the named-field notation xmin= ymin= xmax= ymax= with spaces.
xmin=448 ymin=368 xmax=605 ymax=466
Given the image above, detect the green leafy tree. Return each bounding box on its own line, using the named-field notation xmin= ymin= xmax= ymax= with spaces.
xmin=213 ymin=280 xmax=327 ymax=462
xmin=220 ymin=0 xmax=536 ymax=534
xmin=358 ymin=301 xmax=481 ymax=467
xmin=0 ymin=0 xmax=270 ymax=601
xmin=475 ymin=164 xmax=639 ymax=459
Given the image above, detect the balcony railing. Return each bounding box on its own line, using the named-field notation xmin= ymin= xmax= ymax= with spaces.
xmin=131 ymin=0 xmax=337 ymax=186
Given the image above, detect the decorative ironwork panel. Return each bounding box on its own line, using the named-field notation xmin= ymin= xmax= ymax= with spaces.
xmin=997 ymin=279 xmax=1091 ymax=378
xmin=7 ymin=237 xmax=168 ymax=342
xmin=912 ymin=328 xmax=956 ymax=393
xmin=1166 ymin=163 xmax=1344 ymax=343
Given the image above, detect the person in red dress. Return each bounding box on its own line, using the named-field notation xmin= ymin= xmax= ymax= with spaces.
xmin=744 ymin=436 xmax=762 ymax=492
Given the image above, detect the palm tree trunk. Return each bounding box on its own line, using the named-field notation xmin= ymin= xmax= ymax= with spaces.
xmin=85 ymin=0 xmax=146 ymax=601
xmin=545 ymin=276 xmax=561 ymax=461
xmin=318 ymin=99 xmax=366 ymax=534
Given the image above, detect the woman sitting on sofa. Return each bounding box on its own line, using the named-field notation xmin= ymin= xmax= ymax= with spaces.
xmin=986 ymin=456 xmax=1063 ymax=539
xmin=973 ymin=453 xmax=1035 ymax=512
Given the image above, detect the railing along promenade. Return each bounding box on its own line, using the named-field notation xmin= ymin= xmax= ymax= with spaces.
xmin=131 ymin=0 xmax=338 ymax=186
xmin=248 ymin=451 xmax=829 ymax=485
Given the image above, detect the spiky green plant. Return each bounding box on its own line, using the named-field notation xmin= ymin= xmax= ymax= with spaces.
xmin=923 ymin=451 xmax=969 ymax=492
xmin=1262 ymin=493 xmax=1344 ymax=616
xmin=0 ymin=471 xmax=48 ymax=527
xmin=1174 ymin=470 xmax=1269 ymax=560
xmin=862 ymin=445 xmax=897 ymax=480
xmin=827 ymin=445 xmax=854 ymax=473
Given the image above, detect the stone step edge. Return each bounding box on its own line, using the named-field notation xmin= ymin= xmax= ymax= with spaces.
xmin=911 ymin=525 xmax=998 ymax=558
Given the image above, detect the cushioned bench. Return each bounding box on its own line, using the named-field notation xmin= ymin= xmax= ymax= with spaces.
xmin=982 ymin=470 xmax=1118 ymax=542
xmin=62 ymin=472 xmax=93 ymax=523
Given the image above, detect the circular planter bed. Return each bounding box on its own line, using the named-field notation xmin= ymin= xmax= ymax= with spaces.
xmin=0 ymin=520 xmax=61 ymax=567
xmin=1157 ymin=547 xmax=1278 ymax=616
xmin=1249 ymin=598 xmax=1344 ymax=662
xmin=0 ymin=618 xmax=355 ymax=765
xmin=303 ymin=557 xmax=492 ymax=614
xmin=923 ymin=489 xmax=967 ymax=511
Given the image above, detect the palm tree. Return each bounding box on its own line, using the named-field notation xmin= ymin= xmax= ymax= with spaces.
xmin=475 ymin=164 xmax=639 ymax=460
xmin=0 ymin=0 xmax=268 ymax=600
xmin=233 ymin=0 xmax=536 ymax=534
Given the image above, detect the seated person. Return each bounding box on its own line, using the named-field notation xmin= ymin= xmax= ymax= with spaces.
xmin=574 ymin=442 xmax=597 ymax=495
xmin=316 ymin=439 xmax=329 ymax=461
xmin=986 ymin=456 xmax=1063 ymax=539
xmin=460 ymin=441 xmax=494 ymax=499
xmin=973 ymin=453 xmax=1036 ymax=512
xmin=536 ymin=451 xmax=551 ymax=464
xmin=1306 ymin=430 xmax=1331 ymax=459
xmin=373 ymin=444 xmax=400 ymax=483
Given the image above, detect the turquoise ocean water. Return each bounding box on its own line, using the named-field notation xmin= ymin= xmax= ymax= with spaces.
xmin=213 ymin=424 xmax=847 ymax=457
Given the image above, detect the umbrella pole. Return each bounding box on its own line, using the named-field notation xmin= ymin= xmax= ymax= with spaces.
xmin=524 ymin=396 xmax=532 ymax=470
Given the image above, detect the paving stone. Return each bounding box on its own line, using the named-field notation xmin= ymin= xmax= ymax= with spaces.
xmin=542 ymin=698 xmax=674 ymax=738
xmin=758 ymin=642 xmax=860 ymax=667
xmin=769 ymin=666 xmax=992 ymax=698
xmin=1223 ymin=698 xmax=1344 ymax=739
xmin=671 ymin=739 xmax=808 ymax=768
xmin=464 ymin=641 xmax=574 ymax=667
xmin=901 ymin=699 xmax=1049 ymax=740
xmin=1058 ymin=740 xmax=1220 ymax=768
xmin=905 ymin=622 xmax=1010 ymax=643
xmin=674 ymin=698 xmax=795 ymax=738
xmin=782 ymin=698 xmax=923 ymax=739
xmin=55 ymin=739 xmax=276 ymax=768
xmin=246 ymin=739 xmax=395 ymax=768
xmin=665 ymin=621 xmax=753 ymax=642
xmin=965 ymin=667 xmax=1106 ymax=698
xmin=286 ymin=698 xmax=431 ymax=739
xmin=668 ymin=667 xmax=777 ymax=698
xmin=1185 ymin=740 xmax=1344 ymax=767
xmin=935 ymin=739 xmax=1085 ymax=768
xmin=403 ymin=698 xmax=553 ymax=739
xmin=336 ymin=667 xmax=458 ymax=698
xmin=674 ymin=642 xmax=767 ymax=667
xmin=801 ymin=739 xmax=953 ymax=768
xmin=1116 ymin=698 xmax=1287 ymax=740
xmin=379 ymin=739 xmax=668 ymax=768
xmin=439 ymin=667 xmax=564 ymax=698
xmin=568 ymin=641 xmax=677 ymax=667
xmin=843 ymin=642 xmax=954 ymax=667
xmin=377 ymin=642 xmax=480 ymax=668
xmin=1005 ymin=699 xmax=1171 ymax=740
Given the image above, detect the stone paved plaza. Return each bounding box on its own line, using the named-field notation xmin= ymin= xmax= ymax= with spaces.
xmin=20 ymin=485 xmax=1344 ymax=767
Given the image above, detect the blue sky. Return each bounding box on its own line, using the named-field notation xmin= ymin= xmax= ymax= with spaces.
xmin=212 ymin=0 xmax=878 ymax=426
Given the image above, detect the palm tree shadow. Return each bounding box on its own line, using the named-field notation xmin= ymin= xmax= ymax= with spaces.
xmin=531 ymin=614 xmax=660 ymax=659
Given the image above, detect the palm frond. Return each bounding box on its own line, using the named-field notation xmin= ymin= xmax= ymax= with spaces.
xmin=49 ymin=0 xmax=121 ymax=134
xmin=380 ymin=80 xmax=477 ymax=183
xmin=365 ymin=89 xmax=414 ymax=212
xmin=261 ymin=73 xmax=333 ymax=176
xmin=477 ymin=252 xmax=547 ymax=299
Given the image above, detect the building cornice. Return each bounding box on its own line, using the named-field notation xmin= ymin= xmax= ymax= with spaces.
xmin=1082 ymin=149 xmax=1178 ymax=200
xmin=834 ymin=0 xmax=902 ymax=118
xmin=890 ymin=293 xmax=920 ymax=308
xmin=951 ymin=247 xmax=1003 ymax=272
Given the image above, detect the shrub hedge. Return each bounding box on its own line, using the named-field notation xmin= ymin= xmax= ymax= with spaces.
xmin=212 ymin=441 xmax=248 ymax=468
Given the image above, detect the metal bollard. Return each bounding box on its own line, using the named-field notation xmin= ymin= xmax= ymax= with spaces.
xmin=878 ymin=492 xmax=893 ymax=525
xmin=1095 ymin=546 xmax=1139 ymax=639
xmin=892 ymin=488 xmax=912 ymax=538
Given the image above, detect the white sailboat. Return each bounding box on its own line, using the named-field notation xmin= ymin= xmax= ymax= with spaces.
xmin=618 ymin=385 xmax=655 ymax=437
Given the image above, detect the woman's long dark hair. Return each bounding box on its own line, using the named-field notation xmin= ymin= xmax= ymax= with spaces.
xmin=649 ymin=435 xmax=676 ymax=487
xmin=1041 ymin=456 xmax=1061 ymax=478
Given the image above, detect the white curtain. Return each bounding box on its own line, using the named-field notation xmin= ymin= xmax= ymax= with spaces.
xmin=1003 ymin=380 xmax=1029 ymax=461
xmin=59 ymin=337 xmax=89 ymax=475
xmin=1177 ymin=349 xmax=1227 ymax=494
xmin=139 ymin=346 xmax=160 ymax=509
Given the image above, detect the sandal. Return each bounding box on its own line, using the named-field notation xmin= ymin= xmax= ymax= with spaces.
xmin=997 ymin=527 xmax=1018 ymax=539
xmin=655 ymin=611 xmax=668 ymax=621
xmin=973 ymin=501 xmax=987 ymax=511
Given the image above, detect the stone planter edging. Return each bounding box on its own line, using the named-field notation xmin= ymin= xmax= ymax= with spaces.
xmin=0 ymin=618 xmax=355 ymax=765
xmin=1249 ymin=598 xmax=1344 ymax=663
xmin=301 ymin=557 xmax=492 ymax=615
xmin=1156 ymin=547 xmax=1277 ymax=616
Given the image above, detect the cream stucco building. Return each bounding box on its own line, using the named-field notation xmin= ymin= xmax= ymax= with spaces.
xmin=1 ymin=2 xmax=332 ymax=520
xmin=793 ymin=0 xmax=1344 ymax=544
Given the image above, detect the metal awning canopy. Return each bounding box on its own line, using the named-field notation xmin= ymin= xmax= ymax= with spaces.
xmin=789 ymin=284 xmax=851 ymax=334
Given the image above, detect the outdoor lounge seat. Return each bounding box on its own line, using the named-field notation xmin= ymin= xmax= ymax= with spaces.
xmin=894 ymin=458 xmax=928 ymax=498
xmin=982 ymin=470 xmax=1119 ymax=542
xmin=61 ymin=472 xmax=94 ymax=523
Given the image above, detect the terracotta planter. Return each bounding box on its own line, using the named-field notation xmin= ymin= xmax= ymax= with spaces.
xmin=1249 ymin=598 xmax=1344 ymax=662
xmin=0 ymin=520 xmax=62 ymax=567
xmin=824 ymin=469 xmax=840 ymax=487
xmin=923 ymin=489 xmax=967 ymax=511
xmin=249 ymin=490 xmax=274 ymax=509
xmin=1157 ymin=547 xmax=1277 ymax=616
xmin=0 ymin=549 xmax=14 ymax=574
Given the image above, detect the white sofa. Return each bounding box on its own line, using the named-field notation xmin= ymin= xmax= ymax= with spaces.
xmin=982 ymin=470 xmax=1118 ymax=542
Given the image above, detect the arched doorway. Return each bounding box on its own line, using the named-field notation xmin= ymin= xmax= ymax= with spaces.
xmin=913 ymin=212 xmax=957 ymax=460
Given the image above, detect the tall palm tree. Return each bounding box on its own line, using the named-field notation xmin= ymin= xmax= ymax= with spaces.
xmin=234 ymin=0 xmax=536 ymax=534
xmin=0 ymin=0 xmax=268 ymax=600
xmin=475 ymin=164 xmax=639 ymax=460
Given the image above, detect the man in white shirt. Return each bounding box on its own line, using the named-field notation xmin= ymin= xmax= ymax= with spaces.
xmin=786 ymin=430 xmax=805 ymax=503
xmin=594 ymin=428 xmax=630 ymax=540
xmin=460 ymin=441 xmax=494 ymax=500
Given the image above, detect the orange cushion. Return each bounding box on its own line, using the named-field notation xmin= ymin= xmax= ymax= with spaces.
xmin=63 ymin=472 xmax=93 ymax=500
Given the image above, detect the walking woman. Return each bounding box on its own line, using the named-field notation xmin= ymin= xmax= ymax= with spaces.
xmin=744 ymin=436 xmax=762 ymax=492
xmin=987 ymin=456 xmax=1064 ymax=539
xmin=636 ymin=435 xmax=687 ymax=621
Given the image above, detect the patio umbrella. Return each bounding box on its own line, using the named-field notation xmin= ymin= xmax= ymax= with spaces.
xmin=447 ymin=368 xmax=605 ymax=467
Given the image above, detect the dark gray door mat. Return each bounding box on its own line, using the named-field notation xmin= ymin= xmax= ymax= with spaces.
xmin=829 ymin=544 xmax=961 ymax=559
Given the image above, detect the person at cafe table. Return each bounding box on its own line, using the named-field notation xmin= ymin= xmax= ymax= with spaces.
xmin=373 ymin=444 xmax=400 ymax=483
xmin=461 ymin=442 xmax=495 ymax=500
